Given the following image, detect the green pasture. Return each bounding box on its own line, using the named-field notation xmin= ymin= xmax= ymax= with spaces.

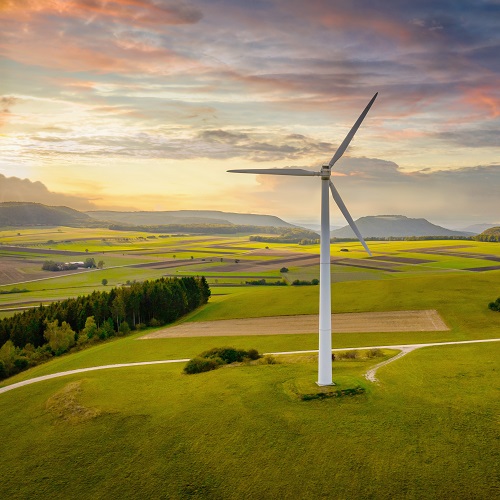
xmin=0 ymin=342 xmax=497 ymax=499
xmin=2 ymin=262 xmax=499 ymax=386
xmin=188 ymin=270 xmax=500 ymax=340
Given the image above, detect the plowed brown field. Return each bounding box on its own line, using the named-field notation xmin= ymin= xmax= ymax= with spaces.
xmin=141 ymin=309 xmax=449 ymax=339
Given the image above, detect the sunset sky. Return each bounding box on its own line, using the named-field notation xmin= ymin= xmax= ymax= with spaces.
xmin=1 ymin=0 xmax=499 ymax=227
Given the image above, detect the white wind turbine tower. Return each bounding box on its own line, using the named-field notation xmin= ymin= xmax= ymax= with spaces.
xmin=228 ymin=93 xmax=377 ymax=385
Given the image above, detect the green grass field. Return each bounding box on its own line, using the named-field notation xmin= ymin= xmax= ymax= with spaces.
xmin=0 ymin=342 xmax=498 ymax=499
xmin=1 ymin=231 xmax=499 ymax=498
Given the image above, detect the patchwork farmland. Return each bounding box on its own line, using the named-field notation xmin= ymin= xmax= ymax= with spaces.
xmin=1 ymin=227 xmax=499 ymax=499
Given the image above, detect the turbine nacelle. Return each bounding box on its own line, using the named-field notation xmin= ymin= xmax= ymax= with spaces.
xmin=320 ymin=165 xmax=331 ymax=180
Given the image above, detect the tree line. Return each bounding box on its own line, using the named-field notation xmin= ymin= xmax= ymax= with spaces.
xmin=474 ymin=233 xmax=500 ymax=242
xmin=0 ymin=276 xmax=210 ymax=380
xmin=109 ymin=223 xmax=293 ymax=235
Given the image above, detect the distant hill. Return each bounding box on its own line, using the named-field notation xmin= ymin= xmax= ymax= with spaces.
xmin=331 ymin=215 xmax=474 ymax=238
xmin=460 ymin=223 xmax=498 ymax=234
xmin=475 ymin=226 xmax=500 ymax=241
xmin=86 ymin=210 xmax=294 ymax=228
xmin=0 ymin=202 xmax=91 ymax=227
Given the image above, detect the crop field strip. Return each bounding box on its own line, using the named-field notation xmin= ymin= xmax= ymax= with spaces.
xmin=369 ymin=255 xmax=435 ymax=264
xmin=407 ymin=248 xmax=500 ymax=261
xmin=335 ymin=259 xmax=401 ymax=272
xmin=141 ymin=310 xmax=449 ymax=338
xmin=1 ymin=234 xmax=500 ymax=320
xmin=0 ymin=245 xmax=89 ymax=255
xmin=464 ymin=264 xmax=500 ymax=271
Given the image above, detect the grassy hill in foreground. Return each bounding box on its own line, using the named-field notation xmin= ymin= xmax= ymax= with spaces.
xmin=331 ymin=215 xmax=473 ymax=238
xmin=0 ymin=202 xmax=92 ymax=227
xmin=0 ymin=342 xmax=497 ymax=499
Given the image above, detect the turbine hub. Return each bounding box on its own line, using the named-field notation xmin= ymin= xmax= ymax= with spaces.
xmin=320 ymin=165 xmax=331 ymax=180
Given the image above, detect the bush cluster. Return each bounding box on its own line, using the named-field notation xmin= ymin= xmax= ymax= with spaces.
xmin=488 ymin=297 xmax=500 ymax=311
xmin=183 ymin=347 xmax=261 ymax=374
xmin=292 ymin=279 xmax=319 ymax=286
xmin=334 ymin=348 xmax=384 ymax=361
xmin=0 ymin=287 xmax=29 ymax=295
xmin=245 ymin=279 xmax=287 ymax=286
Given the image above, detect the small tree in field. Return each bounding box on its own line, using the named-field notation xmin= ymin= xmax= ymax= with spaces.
xmin=101 ymin=278 xmax=108 ymax=286
xmin=83 ymin=257 xmax=96 ymax=268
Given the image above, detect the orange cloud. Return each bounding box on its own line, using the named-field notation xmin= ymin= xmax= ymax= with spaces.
xmin=462 ymin=85 xmax=500 ymax=118
xmin=0 ymin=27 xmax=198 ymax=75
xmin=0 ymin=0 xmax=202 ymax=27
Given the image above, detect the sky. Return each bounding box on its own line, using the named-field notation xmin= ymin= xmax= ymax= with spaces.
xmin=0 ymin=0 xmax=499 ymax=228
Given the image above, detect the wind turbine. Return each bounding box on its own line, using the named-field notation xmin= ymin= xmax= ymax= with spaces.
xmin=228 ymin=93 xmax=377 ymax=385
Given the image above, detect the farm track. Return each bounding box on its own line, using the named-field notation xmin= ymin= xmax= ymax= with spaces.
xmin=1 ymin=338 xmax=498 ymax=395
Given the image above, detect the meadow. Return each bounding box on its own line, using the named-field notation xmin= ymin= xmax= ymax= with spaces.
xmin=0 ymin=342 xmax=497 ymax=499
xmin=0 ymin=227 xmax=499 ymax=498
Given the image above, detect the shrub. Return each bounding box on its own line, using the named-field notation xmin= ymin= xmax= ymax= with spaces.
xmin=13 ymin=357 xmax=29 ymax=371
xmin=183 ymin=357 xmax=221 ymax=374
xmin=280 ymin=267 xmax=289 ymax=273
xmin=184 ymin=347 xmax=263 ymax=374
xmin=149 ymin=318 xmax=162 ymax=327
xmin=488 ymin=298 xmax=500 ymax=311
xmin=200 ymin=347 xmax=248 ymax=364
xmin=247 ymin=349 xmax=261 ymax=360
xmin=366 ymin=348 xmax=384 ymax=358
xmin=118 ymin=321 xmax=131 ymax=336
xmin=292 ymin=279 xmax=319 ymax=286
xmin=259 ymin=355 xmax=278 ymax=364
xmin=338 ymin=350 xmax=358 ymax=360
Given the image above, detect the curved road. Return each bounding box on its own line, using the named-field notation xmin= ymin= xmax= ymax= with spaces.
xmin=0 ymin=338 xmax=498 ymax=395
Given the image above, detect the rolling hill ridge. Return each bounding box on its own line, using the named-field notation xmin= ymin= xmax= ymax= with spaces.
xmin=0 ymin=202 xmax=91 ymax=227
xmin=86 ymin=209 xmax=294 ymax=227
xmin=331 ymin=215 xmax=474 ymax=238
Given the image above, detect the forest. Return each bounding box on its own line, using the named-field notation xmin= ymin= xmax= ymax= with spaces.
xmin=0 ymin=276 xmax=210 ymax=380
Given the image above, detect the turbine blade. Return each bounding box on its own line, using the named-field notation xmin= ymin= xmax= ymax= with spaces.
xmin=228 ymin=168 xmax=319 ymax=176
xmin=329 ymin=92 xmax=378 ymax=167
xmin=329 ymin=180 xmax=372 ymax=256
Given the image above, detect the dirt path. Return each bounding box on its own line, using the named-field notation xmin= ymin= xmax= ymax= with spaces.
xmin=1 ymin=339 xmax=498 ymax=395
xmin=141 ymin=310 xmax=449 ymax=339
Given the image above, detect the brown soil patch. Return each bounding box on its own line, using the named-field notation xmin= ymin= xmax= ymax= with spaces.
xmin=464 ymin=265 xmax=500 ymax=272
xmin=141 ymin=309 xmax=449 ymax=339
